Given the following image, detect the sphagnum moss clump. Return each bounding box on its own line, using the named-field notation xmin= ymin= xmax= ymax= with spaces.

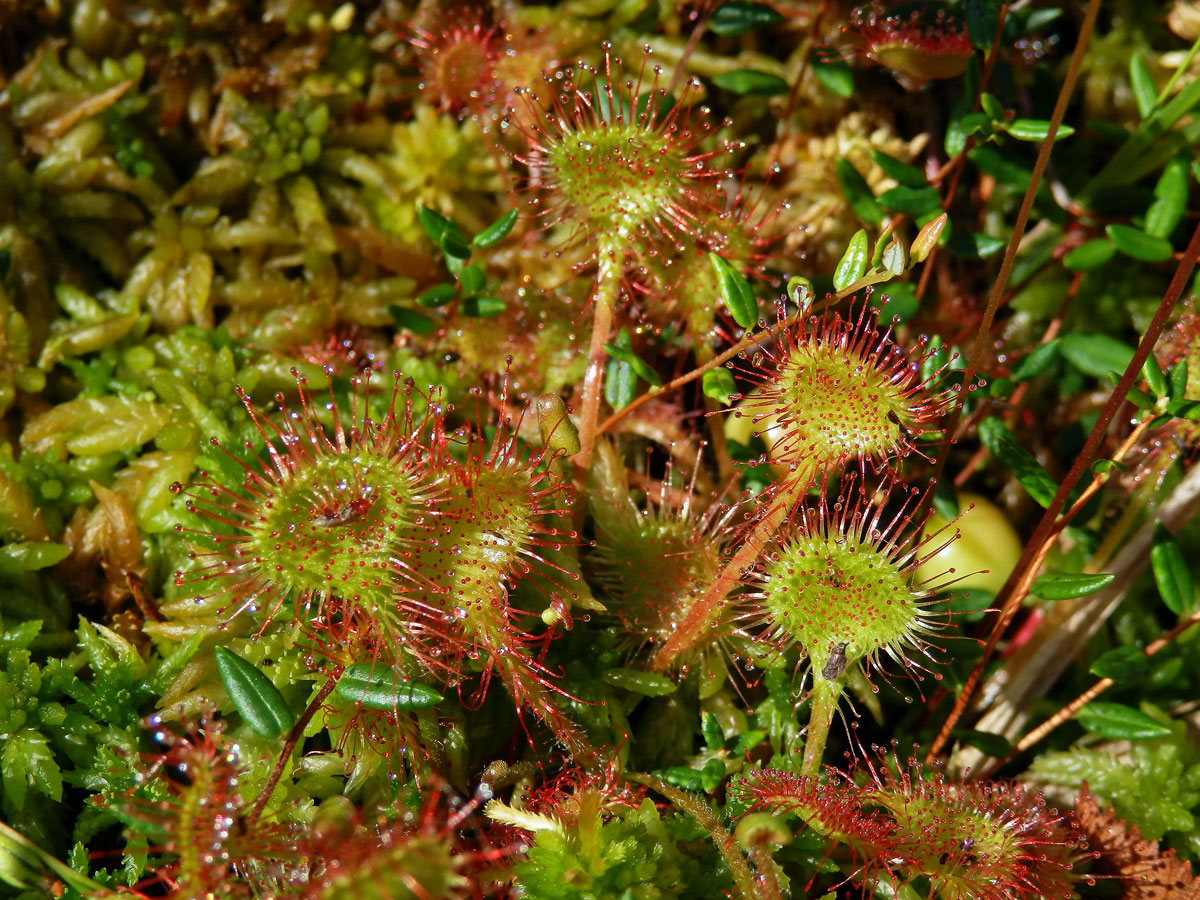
xmin=9 ymin=4 xmax=1196 ymax=900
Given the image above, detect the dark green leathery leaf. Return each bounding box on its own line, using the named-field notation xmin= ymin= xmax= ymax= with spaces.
xmin=336 ymin=663 xmax=444 ymax=710
xmin=214 ymin=647 xmax=295 ymax=739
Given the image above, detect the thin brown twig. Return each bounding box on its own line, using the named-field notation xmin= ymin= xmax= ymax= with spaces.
xmin=925 ymin=0 xmax=1107 ymax=761
xmin=930 ymin=216 xmax=1200 ymax=762
xmin=245 ymin=671 xmax=341 ymax=829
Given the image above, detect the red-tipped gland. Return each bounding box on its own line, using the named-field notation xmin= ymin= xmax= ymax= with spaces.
xmin=842 ymin=3 xmax=974 ymax=90
xmin=505 ymin=47 xmax=733 ymax=250
xmin=726 ymin=301 xmax=955 ymax=489
xmin=739 ymin=476 xmax=958 ymax=689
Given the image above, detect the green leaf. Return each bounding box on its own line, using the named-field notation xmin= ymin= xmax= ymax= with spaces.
xmin=708 ymin=253 xmax=757 ymax=328
xmin=417 ymin=204 xmax=465 ymax=248
xmin=214 ymin=647 xmax=294 ymax=739
xmin=1169 ymin=359 xmax=1189 ymax=401
xmin=978 ymin=417 xmax=1058 ymax=507
xmin=606 ymin=328 xmax=637 ymax=410
xmin=980 ymin=92 xmax=1005 ymax=121
xmin=1089 ymin=646 xmax=1150 ymax=682
xmin=952 ymin=728 xmax=1012 ymax=757
xmin=1006 ymin=119 xmax=1075 ymax=142
xmin=1060 ymin=333 xmax=1136 ymax=379
xmin=0 ymin=542 xmax=70 ymax=575
xmin=965 ymin=0 xmax=998 ymax=49
xmin=1145 ymin=156 xmax=1190 ymax=239
xmin=809 ymin=50 xmax=854 ymax=98
xmin=836 ymin=159 xmax=883 ymax=227
xmin=601 ymin=668 xmax=678 ymax=697
xmin=655 ymin=766 xmax=706 ymax=792
xmin=1 ymin=730 xmax=62 ymax=810
xmin=336 ymin=663 xmax=444 ymax=710
xmin=1144 ymin=355 xmax=1169 ymax=399
xmin=603 ymin=341 xmax=663 ymax=386
xmin=880 ymin=240 xmax=906 ymax=276
xmin=701 ymin=712 xmax=723 ymax=751
xmin=1076 ymin=702 xmax=1173 ymax=740
xmin=1063 ymin=239 xmax=1116 ymax=271
xmin=878 ymin=184 xmax=942 ymax=216
xmin=709 ymin=1 xmax=783 ymax=35
xmin=702 ymin=367 xmax=738 ymax=405
xmin=460 ymin=296 xmax=505 ymax=318
xmin=871 ymin=150 xmax=927 ymax=188
xmin=1106 ymin=224 xmax=1174 ymax=262
xmin=1010 ymin=339 xmax=1060 ymax=382
xmin=833 ymin=229 xmax=870 ymax=291
xmin=459 ymin=263 xmax=486 ymax=295
xmin=1151 ymin=527 xmax=1193 ymax=614
xmin=1029 ymin=572 xmax=1114 ymax=600
xmin=441 ymin=229 xmax=472 ymax=260
xmin=712 ymin=69 xmax=789 ymax=96
xmin=946 ymin=231 xmax=1005 ymax=259
xmin=416 ymin=283 xmax=457 ymax=308
xmin=946 ymin=111 xmax=990 ymax=156
xmin=872 ymin=281 xmax=919 ymax=323
xmin=1130 ymin=55 xmax=1157 ymax=119
xmin=387 ymin=304 xmax=437 ymax=335
xmin=472 ymin=208 xmax=518 ymax=248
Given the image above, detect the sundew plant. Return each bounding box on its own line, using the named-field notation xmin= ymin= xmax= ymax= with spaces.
xmin=5 ymin=1 xmax=1200 ymax=898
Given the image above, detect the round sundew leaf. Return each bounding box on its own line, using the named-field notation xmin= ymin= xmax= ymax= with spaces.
xmin=336 ymin=663 xmax=444 ymax=711
xmin=214 ymin=647 xmax=294 ymax=739
xmin=601 ymin=668 xmax=678 ymax=697
xmin=1075 ymin=702 xmax=1173 ymax=740
xmin=1029 ymin=572 xmax=1114 ymax=600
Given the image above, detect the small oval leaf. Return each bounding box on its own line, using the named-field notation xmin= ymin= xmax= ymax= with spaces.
xmin=1063 ymin=239 xmax=1116 ymax=271
xmin=1029 ymin=572 xmax=1114 ymax=600
xmin=836 ymin=159 xmax=883 ymax=227
xmin=460 ymin=296 xmax=506 ymax=318
xmin=712 ymin=69 xmax=789 ymax=96
xmin=1106 ymin=224 xmax=1174 ymax=262
xmin=1006 ymin=119 xmax=1075 ymax=141
xmin=387 ymin=305 xmax=437 ymax=335
xmin=709 ymin=1 xmax=783 ymax=35
xmin=833 ymin=230 xmax=870 ymax=292
xmin=709 ymin=253 xmax=757 ymax=328
xmin=336 ymin=663 xmax=444 ymax=711
xmin=1151 ymin=527 xmax=1193 ymax=615
xmin=1060 ymin=332 xmax=1136 ymax=380
xmin=601 ymin=668 xmax=678 ymax=697
xmin=214 ymin=647 xmax=294 ymax=739
xmin=472 ymin=208 xmax=519 ymax=248
xmin=1089 ymin=646 xmax=1150 ymax=682
xmin=1076 ymin=702 xmax=1173 ymax=740
xmin=702 ymin=367 xmax=738 ymax=405
xmin=978 ymin=417 xmax=1058 ymax=507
